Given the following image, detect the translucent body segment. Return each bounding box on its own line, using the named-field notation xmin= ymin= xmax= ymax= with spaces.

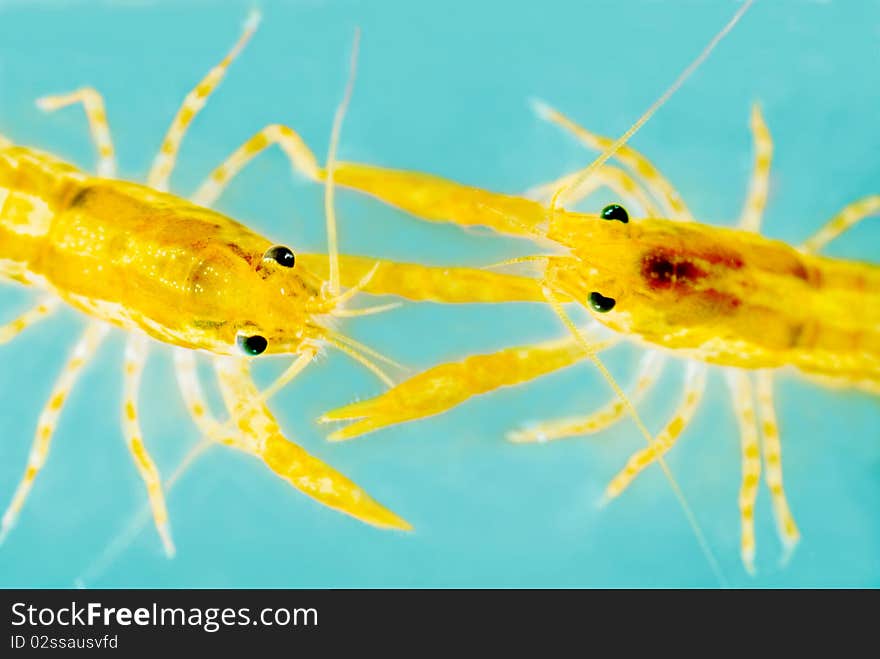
xmin=726 ymin=369 xmax=762 ymax=574
xmin=191 ymin=124 xmax=320 ymax=206
xmin=296 ymin=253 xmax=549 ymax=304
xmin=148 ymin=11 xmax=261 ymax=191
xmin=0 ymin=321 xmax=108 ymax=543
xmin=122 ymin=335 xmax=175 ymax=557
xmin=0 ymin=297 xmax=60 ymax=345
xmin=738 ymin=104 xmax=773 ymax=232
xmin=509 ymin=350 xmax=665 ymax=443
xmin=531 ymin=100 xmax=694 ymax=221
xmin=602 ymin=362 xmax=708 ymax=501
xmin=528 ymin=163 xmax=661 ymax=218
xmin=36 ymin=88 xmax=117 ymax=177
xmin=321 ymin=332 xmax=614 ymax=442
xmin=755 ymin=370 xmax=800 ymax=557
xmin=800 ymin=195 xmax=880 ymax=253
xmin=212 ymin=356 xmax=411 ymax=530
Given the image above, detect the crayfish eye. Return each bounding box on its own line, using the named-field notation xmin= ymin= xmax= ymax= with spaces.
xmin=588 ymin=291 xmax=616 ymax=313
xmin=262 ymin=245 xmax=296 ymax=268
xmin=237 ymin=333 xmax=268 ymax=356
xmin=601 ymin=203 xmax=629 ymax=223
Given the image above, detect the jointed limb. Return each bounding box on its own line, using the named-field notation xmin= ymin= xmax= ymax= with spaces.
xmin=191 ymin=124 xmax=320 ymax=206
xmin=211 ymin=356 xmax=411 ymax=530
xmin=531 ymin=100 xmax=694 ymax=221
xmin=726 ymin=369 xmax=762 ymax=574
xmin=540 ymin=0 xmax=756 ymax=216
xmin=194 ymin=124 xmax=545 ymax=242
xmin=509 ymin=350 xmax=665 ymax=443
xmin=545 ymin=293 xmax=721 ymax=580
xmin=174 ymin=349 xmax=244 ymax=445
xmin=527 ymin=163 xmax=662 ymax=217
xmin=193 ymin=120 xmax=547 ymax=238
xmin=75 ymin=352 xmax=230 ymax=583
xmin=178 ymin=346 xmax=316 ymax=452
xmin=755 ymin=370 xmax=800 ymax=558
xmin=168 ymin=348 xmax=262 ymax=496
xmin=800 ymin=195 xmax=880 ymax=253
xmin=320 ymin=331 xmax=615 ymax=442
xmin=148 ymin=11 xmax=261 ymax=191
xmin=122 ymin=335 xmax=174 ymax=557
xmin=36 ymin=88 xmax=117 ymax=177
xmin=602 ymin=362 xmax=708 ymax=502
xmin=0 ymin=297 xmax=60 ymax=345
xmin=738 ymin=104 xmax=773 ymax=232
xmin=0 ymin=321 xmax=108 ymax=543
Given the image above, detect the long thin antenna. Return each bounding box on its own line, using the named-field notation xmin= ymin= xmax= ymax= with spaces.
xmin=550 ymin=0 xmax=755 ymax=210
xmin=333 ymin=302 xmax=403 ymax=318
xmin=328 ymin=329 xmax=404 ymax=370
xmin=543 ymin=289 xmax=726 ymax=585
xmin=324 ymin=334 xmax=395 ymax=387
xmin=325 ymin=28 xmax=362 ymax=296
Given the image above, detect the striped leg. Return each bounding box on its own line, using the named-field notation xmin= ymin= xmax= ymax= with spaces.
xmin=148 ymin=11 xmax=261 ymax=191
xmin=546 ymin=295 xmax=721 ymax=580
xmin=173 ymin=350 xmax=216 ymax=436
xmin=755 ymin=370 xmax=800 ymax=560
xmin=173 ymin=348 xmax=251 ymax=451
xmin=0 ymin=321 xmax=108 ymax=543
xmin=176 ymin=347 xmax=316 ymax=452
xmin=0 ymin=297 xmax=60 ymax=345
xmin=800 ymin=195 xmax=880 ymax=253
xmin=191 ymin=125 xmax=320 ymax=206
xmin=122 ymin=336 xmax=174 ymax=557
xmin=167 ymin=348 xmax=249 ymax=494
xmin=726 ymin=369 xmax=761 ymax=574
xmin=508 ymin=350 xmax=665 ymax=443
xmin=527 ymin=163 xmax=662 ymax=217
xmin=74 ymin=349 xmax=245 ymax=581
xmin=738 ymin=104 xmax=773 ymax=232
xmin=602 ymin=362 xmax=708 ymax=502
xmin=36 ymin=88 xmax=117 ymax=177
xmin=212 ymin=356 xmax=411 ymax=530
xmin=532 ymin=100 xmax=694 ymax=220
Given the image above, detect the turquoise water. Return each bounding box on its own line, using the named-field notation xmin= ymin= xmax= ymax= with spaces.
xmin=0 ymin=0 xmax=877 ymax=587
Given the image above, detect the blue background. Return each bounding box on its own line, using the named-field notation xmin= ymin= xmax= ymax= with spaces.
xmin=0 ymin=0 xmax=877 ymax=587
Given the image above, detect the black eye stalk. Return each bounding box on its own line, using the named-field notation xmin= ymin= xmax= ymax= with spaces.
xmin=237 ymin=334 xmax=268 ymax=356
xmin=589 ymin=291 xmax=616 ymax=313
xmin=262 ymin=245 xmax=296 ymax=268
xmin=601 ymin=204 xmax=629 ymax=224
